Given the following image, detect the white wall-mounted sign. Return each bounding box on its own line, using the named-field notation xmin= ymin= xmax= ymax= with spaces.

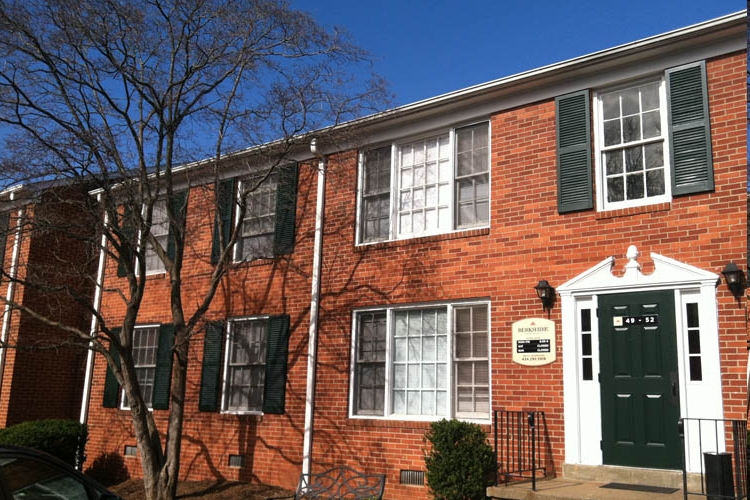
xmin=512 ymin=318 xmax=556 ymax=366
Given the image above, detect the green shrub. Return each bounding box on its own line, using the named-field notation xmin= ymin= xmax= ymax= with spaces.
xmin=0 ymin=419 xmax=88 ymax=467
xmin=424 ymin=419 xmax=496 ymax=500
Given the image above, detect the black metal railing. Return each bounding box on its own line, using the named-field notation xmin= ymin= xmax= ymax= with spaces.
xmin=492 ymin=410 xmax=548 ymax=491
xmin=679 ymin=417 xmax=748 ymax=500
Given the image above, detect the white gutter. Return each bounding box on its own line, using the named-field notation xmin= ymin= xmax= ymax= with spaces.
xmin=87 ymin=11 xmax=745 ymax=196
xmin=0 ymin=203 xmax=25 ymax=397
xmin=79 ymin=195 xmax=108 ymax=427
xmin=302 ymin=140 xmax=326 ymax=476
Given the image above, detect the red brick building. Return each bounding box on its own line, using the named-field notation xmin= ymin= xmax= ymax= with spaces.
xmin=81 ymin=11 xmax=747 ymax=499
xmin=0 ymin=184 xmax=93 ymax=427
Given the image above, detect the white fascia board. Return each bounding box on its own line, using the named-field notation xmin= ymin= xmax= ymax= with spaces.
xmin=91 ymin=10 xmax=747 ymax=192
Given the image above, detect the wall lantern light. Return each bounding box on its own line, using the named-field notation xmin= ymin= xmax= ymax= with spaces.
xmin=721 ymin=262 xmax=745 ymax=298
xmin=534 ymin=280 xmax=555 ymax=310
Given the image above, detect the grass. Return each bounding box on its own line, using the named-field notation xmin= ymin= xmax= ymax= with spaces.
xmin=109 ymin=479 xmax=292 ymax=499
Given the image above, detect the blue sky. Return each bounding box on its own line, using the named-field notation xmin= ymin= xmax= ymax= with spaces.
xmin=292 ymin=1 xmax=744 ymax=107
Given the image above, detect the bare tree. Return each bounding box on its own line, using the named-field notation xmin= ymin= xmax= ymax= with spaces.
xmin=0 ymin=1 xmax=388 ymax=499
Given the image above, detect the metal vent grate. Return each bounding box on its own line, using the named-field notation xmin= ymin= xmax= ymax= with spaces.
xmin=399 ymin=469 xmax=425 ymax=486
xmin=228 ymin=454 xmax=245 ymax=467
xmin=124 ymin=445 xmax=138 ymax=457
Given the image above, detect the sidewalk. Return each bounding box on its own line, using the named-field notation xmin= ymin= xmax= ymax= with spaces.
xmin=487 ymin=478 xmax=689 ymax=500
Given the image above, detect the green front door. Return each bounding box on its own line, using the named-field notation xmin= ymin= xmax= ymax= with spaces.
xmin=598 ymin=290 xmax=681 ymax=469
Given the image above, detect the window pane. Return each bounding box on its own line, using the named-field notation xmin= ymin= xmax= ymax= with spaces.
xmin=603 ymin=120 xmax=621 ymax=146
xmin=0 ymin=456 xmax=90 ymax=499
xmin=688 ymin=330 xmax=701 ymax=354
xmin=645 ymin=169 xmax=665 ymax=197
xmin=582 ymin=333 xmax=592 ymax=356
xmin=686 ymin=303 xmax=699 ymax=328
xmin=606 ymin=151 xmax=623 ymax=175
xmin=621 ymin=88 xmax=639 ymax=115
xmin=453 ymin=305 xmax=489 ymax=418
xmin=145 ymin=199 xmax=169 ymax=273
xmin=622 ymin=115 xmax=641 ymax=142
xmin=602 ymin=93 xmax=620 ymax=120
xmin=391 ymin=308 xmax=447 ymax=417
xmin=641 ymin=83 xmax=660 ymax=110
xmin=607 ymin=177 xmax=624 ymax=202
xmin=599 ymin=80 xmax=665 ymax=208
xmin=645 ymin=142 xmax=663 ymax=169
xmin=642 ymin=110 xmax=661 ymax=139
xmin=685 ymin=302 xmax=702 ymax=382
xmin=355 ymin=312 xmax=387 ymax=415
xmin=239 ymin=176 xmax=277 ymax=261
xmin=129 ymin=327 xmax=160 ymax=408
xmin=580 ymin=309 xmax=591 ymax=332
xmin=224 ymin=320 xmax=268 ymax=411
xmin=689 ymin=357 xmax=702 ymax=381
xmin=626 ymin=173 xmax=644 ymax=200
xmin=456 ymin=123 xmax=489 ymax=177
xmin=397 ymin=135 xmax=450 ymax=237
xmin=363 ymin=146 xmax=391 ymax=195
xmin=625 ymin=146 xmax=643 ymax=172
xmin=582 ymin=359 xmax=593 ymax=381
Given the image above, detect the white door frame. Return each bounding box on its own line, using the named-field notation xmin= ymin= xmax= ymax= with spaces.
xmin=557 ymin=246 xmax=723 ymax=472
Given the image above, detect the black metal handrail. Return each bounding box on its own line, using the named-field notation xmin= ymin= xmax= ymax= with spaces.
xmin=678 ymin=417 xmax=748 ymax=500
xmin=492 ymin=410 xmax=547 ymax=491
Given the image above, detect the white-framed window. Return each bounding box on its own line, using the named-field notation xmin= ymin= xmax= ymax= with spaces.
xmin=358 ymin=122 xmax=490 ymax=244
xmin=350 ymin=301 xmax=490 ymax=421
xmin=144 ymin=199 xmax=169 ymax=274
xmin=222 ymin=318 xmax=269 ymax=413
xmin=595 ymin=79 xmax=670 ymax=210
xmin=122 ymin=325 xmax=160 ymax=409
xmin=235 ymin=175 xmax=278 ymax=262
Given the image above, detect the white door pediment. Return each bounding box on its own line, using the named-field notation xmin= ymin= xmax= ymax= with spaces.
xmin=557 ymin=246 xmax=719 ymax=295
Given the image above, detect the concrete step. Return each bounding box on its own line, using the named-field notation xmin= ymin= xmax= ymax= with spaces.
xmin=487 ymin=465 xmax=696 ymax=500
xmin=487 ymin=479 xmax=686 ymax=500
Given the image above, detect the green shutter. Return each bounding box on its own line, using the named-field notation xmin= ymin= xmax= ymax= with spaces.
xmin=211 ymin=178 xmax=235 ymax=264
xmin=117 ymin=207 xmax=136 ymax=277
xmin=102 ymin=329 xmax=122 ymax=408
xmin=263 ymin=315 xmax=290 ymax=414
xmin=152 ymin=324 xmax=174 ymax=410
xmin=0 ymin=212 xmax=9 ymax=272
xmin=199 ymin=322 xmax=224 ymax=412
xmin=273 ymin=164 xmax=298 ymax=255
xmin=166 ymin=191 xmax=188 ymax=262
xmin=667 ymin=61 xmax=713 ymax=196
xmin=556 ymin=90 xmax=593 ymax=213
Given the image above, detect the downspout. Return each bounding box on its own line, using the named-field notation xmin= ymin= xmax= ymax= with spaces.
xmin=0 ymin=201 xmax=25 ymax=400
xmin=302 ymin=139 xmax=326 ymax=476
xmin=79 ymin=194 xmax=108 ymax=426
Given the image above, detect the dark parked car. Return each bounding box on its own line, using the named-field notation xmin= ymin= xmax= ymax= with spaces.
xmin=0 ymin=445 xmax=120 ymax=499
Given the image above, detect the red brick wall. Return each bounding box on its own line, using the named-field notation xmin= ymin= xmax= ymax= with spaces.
xmin=84 ymin=50 xmax=746 ymax=500
xmin=0 ymin=187 xmax=94 ymax=427
xmin=85 ymin=163 xmax=319 ymax=489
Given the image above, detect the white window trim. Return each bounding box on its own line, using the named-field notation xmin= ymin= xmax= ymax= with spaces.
xmin=355 ymin=121 xmax=491 ymax=245
xmin=593 ymin=77 xmax=672 ymax=212
xmin=140 ymin=199 xmax=169 ymax=276
xmin=120 ymin=323 xmax=161 ymax=411
xmin=232 ymin=176 xmax=277 ymax=263
xmin=220 ymin=315 xmax=270 ymax=415
xmin=348 ymin=300 xmax=491 ymax=423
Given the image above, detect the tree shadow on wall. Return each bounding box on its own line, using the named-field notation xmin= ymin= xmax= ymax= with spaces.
xmin=85 ymin=452 xmax=130 ymax=486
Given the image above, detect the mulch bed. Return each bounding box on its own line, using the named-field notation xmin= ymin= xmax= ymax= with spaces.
xmin=110 ymin=479 xmax=293 ymax=500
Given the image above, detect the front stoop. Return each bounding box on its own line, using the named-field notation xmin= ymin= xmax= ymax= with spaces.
xmin=487 ymin=464 xmax=697 ymax=500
